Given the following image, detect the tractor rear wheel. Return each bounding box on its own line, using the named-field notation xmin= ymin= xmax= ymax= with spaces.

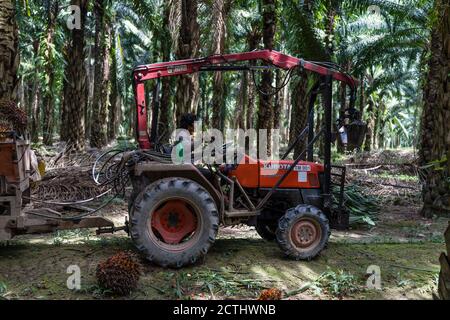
xmin=276 ymin=205 xmax=330 ymax=260
xmin=130 ymin=178 xmax=219 ymax=268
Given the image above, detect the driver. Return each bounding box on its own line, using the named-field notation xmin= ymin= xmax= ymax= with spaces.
xmin=175 ymin=113 xmax=216 ymax=181
xmin=172 ymin=113 xmax=198 ymax=161
xmin=179 ymin=113 xmax=197 ymax=135
xmin=162 ymin=113 xmax=197 ymax=155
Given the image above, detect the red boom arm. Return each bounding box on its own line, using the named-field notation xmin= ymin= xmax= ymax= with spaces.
xmin=133 ymin=50 xmax=357 ymax=149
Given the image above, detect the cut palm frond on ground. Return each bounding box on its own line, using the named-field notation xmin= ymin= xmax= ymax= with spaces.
xmin=333 ymin=184 xmax=380 ymax=227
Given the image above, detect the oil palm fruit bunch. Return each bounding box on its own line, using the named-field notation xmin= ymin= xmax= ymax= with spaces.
xmin=258 ymin=288 xmax=282 ymax=300
xmin=0 ymin=122 xmax=10 ymax=133
xmin=0 ymin=100 xmax=27 ymax=133
xmin=96 ymin=251 xmax=142 ymax=296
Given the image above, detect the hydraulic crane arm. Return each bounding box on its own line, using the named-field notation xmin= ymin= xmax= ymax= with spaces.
xmin=132 ymin=50 xmax=357 ymax=149
xmin=133 ymin=50 xmax=356 ymax=87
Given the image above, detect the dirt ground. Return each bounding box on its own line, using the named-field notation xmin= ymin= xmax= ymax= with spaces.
xmin=0 ymin=149 xmax=448 ymax=300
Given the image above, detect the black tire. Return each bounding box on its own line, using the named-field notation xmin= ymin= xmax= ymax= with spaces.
xmin=276 ymin=205 xmax=330 ymax=260
xmin=130 ymin=177 xmax=219 ymax=268
xmin=255 ymin=217 xmax=278 ymax=241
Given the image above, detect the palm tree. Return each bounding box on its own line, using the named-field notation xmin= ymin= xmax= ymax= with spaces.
xmin=419 ymin=0 xmax=449 ymax=217
xmin=362 ymin=64 xmax=417 ymax=151
xmin=230 ymin=1 xmax=261 ymax=129
xmin=283 ymin=0 xmax=328 ymax=158
xmin=211 ymin=0 xmax=232 ymax=131
xmin=0 ymin=0 xmax=19 ymax=102
xmin=256 ymin=0 xmax=277 ymax=156
xmin=41 ymin=0 xmax=60 ymax=145
xmin=15 ymin=0 xmax=41 ymax=140
xmin=334 ymin=0 xmax=430 ymax=151
xmin=108 ymin=22 xmax=121 ymax=142
xmin=159 ymin=2 xmax=173 ymax=140
xmin=171 ymin=0 xmax=200 ymax=123
xmin=90 ymin=0 xmax=112 ymax=148
xmin=65 ymin=0 xmax=89 ymax=151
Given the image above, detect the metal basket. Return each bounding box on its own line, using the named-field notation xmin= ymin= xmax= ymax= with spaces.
xmin=337 ymin=120 xmax=367 ymax=149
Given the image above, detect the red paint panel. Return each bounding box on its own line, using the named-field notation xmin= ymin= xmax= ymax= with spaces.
xmin=135 ymin=82 xmax=151 ymax=149
xmin=229 ymin=156 xmax=324 ymax=189
xmin=258 ymin=160 xmax=324 ymax=189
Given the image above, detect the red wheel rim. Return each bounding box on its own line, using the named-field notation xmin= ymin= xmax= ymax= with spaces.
xmin=149 ymin=198 xmax=200 ymax=251
xmin=290 ymin=218 xmax=322 ymax=251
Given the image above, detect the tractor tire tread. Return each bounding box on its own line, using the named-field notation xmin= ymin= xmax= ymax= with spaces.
xmin=276 ymin=205 xmax=330 ymax=261
xmin=130 ymin=177 xmax=219 ymax=268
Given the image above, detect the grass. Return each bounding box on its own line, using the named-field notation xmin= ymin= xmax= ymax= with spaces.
xmin=331 ymin=150 xmax=347 ymax=164
xmin=285 ymin=269 xmax=364 ymax=299
xmin=83 ymin=236 xmax=133 ymax=248
xmin=315 ymin=269 xmax=363 ymax=298
xmin=52 ymin=229 xmax=93 ymax=246
xmin=0 ymin=282 xmax=7 ymax=298
xmin=80 ymin=284 xmax=114 ymax=298
xmin=161 ymin=269 xmax=267 ymax=299
xmin=335 ymin=234 xmax=444 ymax=245
xmin=372 ymin=172 xmax=419 ymax=182
xmin=0 ymin=220 xmax=445 ymax=300
xmin=50 ymin=229 xmax=133 ymax=248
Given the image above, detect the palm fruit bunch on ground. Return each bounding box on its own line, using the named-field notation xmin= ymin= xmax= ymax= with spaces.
xmin=258 ymin=288 xmax=283 ymax=300
xmin=0 ymin=99 xmax=27 ymax=133
xmin=96 ymin=251 xmax=142 ymax=296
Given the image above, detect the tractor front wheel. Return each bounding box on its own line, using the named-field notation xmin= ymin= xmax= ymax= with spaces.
xmin=276 ymin=205 xmax=330 ymax=260
xmin=130 ymin=178 xmax=219 ymax=268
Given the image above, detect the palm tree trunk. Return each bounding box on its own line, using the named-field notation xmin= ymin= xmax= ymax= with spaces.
xmin=257 ymin=0 xmax=277 ymax=155
xmin=315 ymin=104 xmax=323 ymax=158
xmin=211 ymin=0 xmax=231 ymax=131
xmin=108 ymin=26 xmax=120 ymax=142
xmin=337 ymin=81 xmax=347 ymax=152
xmin=373 ymin=98 xmax=385 ymax=150
xmin=42 ymin=1 xmax=59 ymax=146
xmin=373 ymin=109 xmax=379 ymax=150
xmin=30 ymin=39 xmax=41 ymax=142
xmin=419 ymin=0 xmax=450 ymax=218
xmin=289 ymin=72 xmax=309 ymax=159
xmin=18 ymin=78 xmax=25 ymax=109
xmin=65 ymin=0 xmax=88 ymax=151
xmin=31 ymin=87 xmax=41 ymax=142
xmin=359 ymin=78 xmax=365 ymax=115
xmin=90 ymin=0 xmax=111 ymax=148
xmin=377 ymin=101 xmax=387 ymax=149
xmin=324 ymin=1 xmax=337 ymax=57
xmin=235 ymin=71 xmax=248 ymax=129
xmin=286 ymin=0 xmax=326 ymax=158
xmin=246 ymin=24 xmax=260 ymax=129
xmin=159 ymin=3 xmax=172 ymax=140
xmin=85 ymin=44 xmax=94 ymax=138
xmin=284 ymin=87 xmax=291 ymax=142
xmin=174 ymin=0 xmax=200 ymax=124
xmin=60 ymin=40 xmax=71 ymax=142
xmin=273 ymin=69 xmax=282 ymax=129
xmin=363 ymin=100 xmax=374 ymax=151
xmin=0 ymin=0 xmax=19 ymax=102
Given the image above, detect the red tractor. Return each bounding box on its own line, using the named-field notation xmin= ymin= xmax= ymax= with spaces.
xmin=127 ymin=50 xmax=361 ymax=267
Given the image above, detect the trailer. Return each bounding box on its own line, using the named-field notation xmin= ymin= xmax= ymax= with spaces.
xmin=0 ymin=131 xmax=114 ymax=241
